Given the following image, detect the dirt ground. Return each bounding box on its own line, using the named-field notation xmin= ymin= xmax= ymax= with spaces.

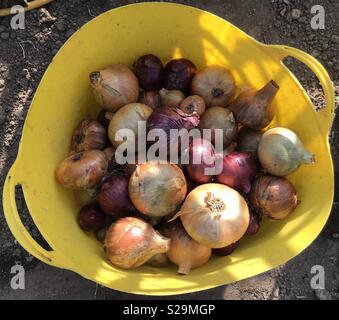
xmin=0 ymin=0 xmax=338 ymax=300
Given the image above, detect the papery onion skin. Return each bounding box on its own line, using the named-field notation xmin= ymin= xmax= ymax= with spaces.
xmin=129 ymin=161 xmax=187 ymax=217
xmin=216 ymin=152 xmax=257 ymax=194
xmin=134 ymin=54 xmax=163 ymax=91
xmin=229 ymin=80 xmax=279 ymax=130
xmin=108 ymin=103 xmax=153 ymax=149
xmin=104 ymin=217 xmax=170 ymax=269
xmin=70 ymin=119 xmax=107 ymax=153
xmin=97 ymin=175 xmax=137 ymax=217
xmin=159 ymin=88 xmax=185 ymax=108
xmin=163 ymin=58 xmax=197 ymax=93
xmin=138 ymin=91 xmax=161 ymax=109
xmin=97 ymin=110 xmax=114 ymax=129
xmin=199 ymin=106 xmax=237 ymax=148
xmin=237 ymin=127 xmax=264 ymax=159
xmin=179 ymin=95 xmax=206 ymax=116
xmin=77 ymin=204 xmax=105 ymax=232
xmin=185 ymin=138 xmax=216 ymax=184
xmin=178 ymin=183 xmax=249 ymax=248
xmin=251 ymin=175 xmax=298 ymax=220
xmin=191 ymin=66 xmax=236 ymax=107
xmin=258 ymin=127 xmax=315 ymax=176
xmin=166 ymin=221 xmax=211 ymax=275
xmin=55 ymin=150 xmax=108 ymax=189
xmin=212 ymin=241 xmax=240 ymax=256
xmin=90 ymin=65 xmax=139 ymax=112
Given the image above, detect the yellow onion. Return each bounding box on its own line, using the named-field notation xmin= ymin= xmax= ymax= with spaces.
xmin=173 ymin=183 xmax=249 ymax=248
xmin=199 ymin=106 xmax=237 ymax=147
xmin=104 ymin=217 xmax=170 ymax=269
xmin=108 ymin=103 xmax=153 ymax=149
xmin=166 ymin=221 xmax=211 ymax=275
xmin=89 ymin=65 xmax=139 ymax=112
xmin=159 ymin=88 xmax=185 ymax=108
xmin=229 ymin=80 xmax=279 ymax=130
xmin=70 ymin=119 xmax=107 ymax=153
xmin=251 ymin=175 xmax=298 ymax=220
xmin=146 ymin=253 xmax=170 ymax=268
xmin=258 ymin=127 xmax=315 ymax=176
xmin=179 ymin=95 xmax=206 ymax=116
xmin=129 ymin=161 xmax=187 ymax=217
xmin=191 ymin=66 xmax=236 ymax=107
xmin=55 ymin=150 xmax=108 ymax=189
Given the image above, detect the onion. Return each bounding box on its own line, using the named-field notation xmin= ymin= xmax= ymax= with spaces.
xmin=104 ymin=217 xmax=170 ymax=269
xmin=73 ymin=189 xmax=97 ymax=207
xmin=55 ymin=150 xmax=108 ymax=189
xmin=212 ymin=241 xmax=240 ymax=256
xmin=191 ymin=66 xmax=236 ymax=107
xmin=166 ymin=221 xmax=211 ymax=275
xmin=174 ymin=183 xmax=249 ymax=248
xmin=251 ymin=175 xmax=298 ymax=220
xmin=103 ymin=147 xmax=115 ymax=161
xmin=237 ymin=127 xmax=263 ymax=159
xmin=185 ymin=138 xmax=216 ymax=184
xmin=97 ymin=110 xmax=114 ymax=129
xmin=216 ymin=152 xmax=257 ymax=194
xmin=146 ymin=253 xmax=170 ymax=267
xmin=163 ymin=58 xmax=196 ymax=93
xmin=97 ymin=175 xmax=137 ymax=217
xmin=159 ymin=88 xmax=185 ymax=108
xmin=89 ymin=65 xmax=139 ymax=112
xmin=245 ymin=208 xmax=261 ymax=236
xmin=77 ymin=204 xmax=105 ymax=232
xmin=258 ymin=127 xmax=315 ymax=176
xmin=108 ymin=103 xmax=153 ymax=149
xmin=229 ymin=80 xmax=279 ymax=130
xmin=133 ymin=54 xmax=163 ymax=90
xmin=179 ymin=95 xmax=206 ymax=116
xmin=129 ymin=161 xmax=187 ymax=217
xmin=138 ymin=91 xmax=161 ymax=109
xmin=199 ymin=106 xmax=237 ymax=148
xmin=70 ymin=119 xmax=107 ymax=153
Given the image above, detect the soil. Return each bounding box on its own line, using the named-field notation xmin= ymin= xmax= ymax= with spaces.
xmin=0 ymin=0 xmax=338 ymax=300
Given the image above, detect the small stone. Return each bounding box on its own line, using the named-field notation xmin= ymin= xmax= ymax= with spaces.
xmin=26 ymin=255 xmax=34 ymax=263
xmin=314 ymin=289 xmax=331 ymax=300
xmin=55 ymin=19 xmax=67 ymax=32
xmin=0 ymin=111 xmax=6 ymax=125
xmin=332 ymin=233 xmax=339 ymax=239
xmin=292 ymin=30 xmax=298 ymax=37
xmin=0 ymin=32 xmax=9 ymax=40
xmin=291 ymin=9 xmax=301 ymax=19
xmin=280 ymin=8 xmax=287 ymax=16
xmin=283 ymin=0 xmax=290 ymax=5
xmin=52 ymin=48 xmax=58 ymax=55
xmin=323 ymin=42 xmax=329 ymax=50
xmin=0 ymin=65 xmax=7 ymax=72
xmin=10 ymin=32 xmax=16 ymax=39
xmin=311 ymin=50 xmax=320 ymax=58
xmin=0 ymin=78 xmax=5 ymax=90
xmin=39 ymin=8 xmax=56 ymax=23
xmin=0 ymin=25 xmax=6 ymax=32
xmin=65 ymin=29 xmax=75 ymax=38
xmin=331 ymin=35 xmax=339 ymax=44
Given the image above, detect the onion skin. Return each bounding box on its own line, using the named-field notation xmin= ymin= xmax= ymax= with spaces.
xmin=70 ymin=119 xmax=107 ymax=153
xmin=191 ymin=66 xmax=236 ymax=107
xmin=104 ymin=217 xmax=170 ymax=269
xmin=163 ymin=58 xmax=196 ymax=93
xmin=73 ymin=189 xmax=97 ymax=207
xmin=134 ymin=54 xmax=163 ymax=91
xmin=229 ymin=80 xmax=279 ymax=130
xmin=129 ymin=161 xmax=187 ymax=217
xmin=97 ymin=175 xmax=137 ymax=217
xmin=166 ymin=221 xmax=211 ymax=275
xmin=213 ymin=241 xmax=240 ymax=256
xmin=258 ymin=127 xmax=315 ymax=176
xmin=250 ymin=175 xmax=298 ymax=220
xmin=138 ymin=91 xmax=161 ymax=109
xmin=185 ymin=138 xmax=216 ymax=184
xmin=237 ymin=127 xmax=264 ymax=159
xmin=179 ymin=95 xmax=206 ymax=116
xmin=97 ymin=110 xmax=114 ymax=129
xmin=77 ymin=204 xmax=105 ymax=232
xmin=177 ymin=183 xmax=249 ymax=248
xmin=199 ymin=106 xmax=237 ymax=148
xmin=55 ymin=150 xmax=108 ymax=189
xmin=216 ymin=152 xmax=257 ymax=194
xmin=245 ymin=203 xmax=261 ymax=236
xmin=90 ymin=65 xmax=139 ymax=112
xmin=146 ymin=253 xmax=170 ymax=267
xmin=159 ymin=88 xmax=185 ymax=108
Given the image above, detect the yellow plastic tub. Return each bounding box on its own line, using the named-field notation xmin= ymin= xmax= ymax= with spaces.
xmin=2 ymin=3 xmax=335 ymax=295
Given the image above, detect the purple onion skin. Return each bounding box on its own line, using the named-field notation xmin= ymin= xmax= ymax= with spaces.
xmin=186 ymin=138 xmax=216 ymax=183
xmin=78 ymin=204 xmax=106 ymax=232
xmin=97 ymin=110 xmax=111 ymax=129
xmin=213 ymin=241 xmax=240 ymax=256
xmin=216 ymin=152 xmax=257 ymax=194
xmin=246 ymin=209 xmax=261 ymax=236
xmin=163 ymin=59 xmax=197 ymax=93
xmin=134 ymin=54 xmax=164 ymax=91
xmin=97 ymin=175 xmax=137 ymax=217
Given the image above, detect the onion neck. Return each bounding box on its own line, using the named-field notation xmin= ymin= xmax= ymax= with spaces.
xmin=204 ymin=192 xmax=226 ymax=217
xmin=178 ymin=262 xmax=192 ymax=275
xmin=256 ymin=80 xmax=279 ymax=102
xmin=302 ymin=150 xmax=315 ymax=164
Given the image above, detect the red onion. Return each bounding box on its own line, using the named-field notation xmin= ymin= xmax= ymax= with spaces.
xmin=163 ymin=58 xmax=196 ymax=93
xmin=133 ymin=54 xmax=163 ymax=91
xmin=246 ymin=208 xmax=261 ymax=236
xmin=213 ymin=241 xmax=240 ymax=256
xmin=97 ymin=175 xmax=137 ymax=217
xmin=77 ymin=204 xmax=105 ymax=232
xmin=185 ymin=138 xmax=216 ymax=183
xmin=216 ymin=152 xmax=257 ymax=194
